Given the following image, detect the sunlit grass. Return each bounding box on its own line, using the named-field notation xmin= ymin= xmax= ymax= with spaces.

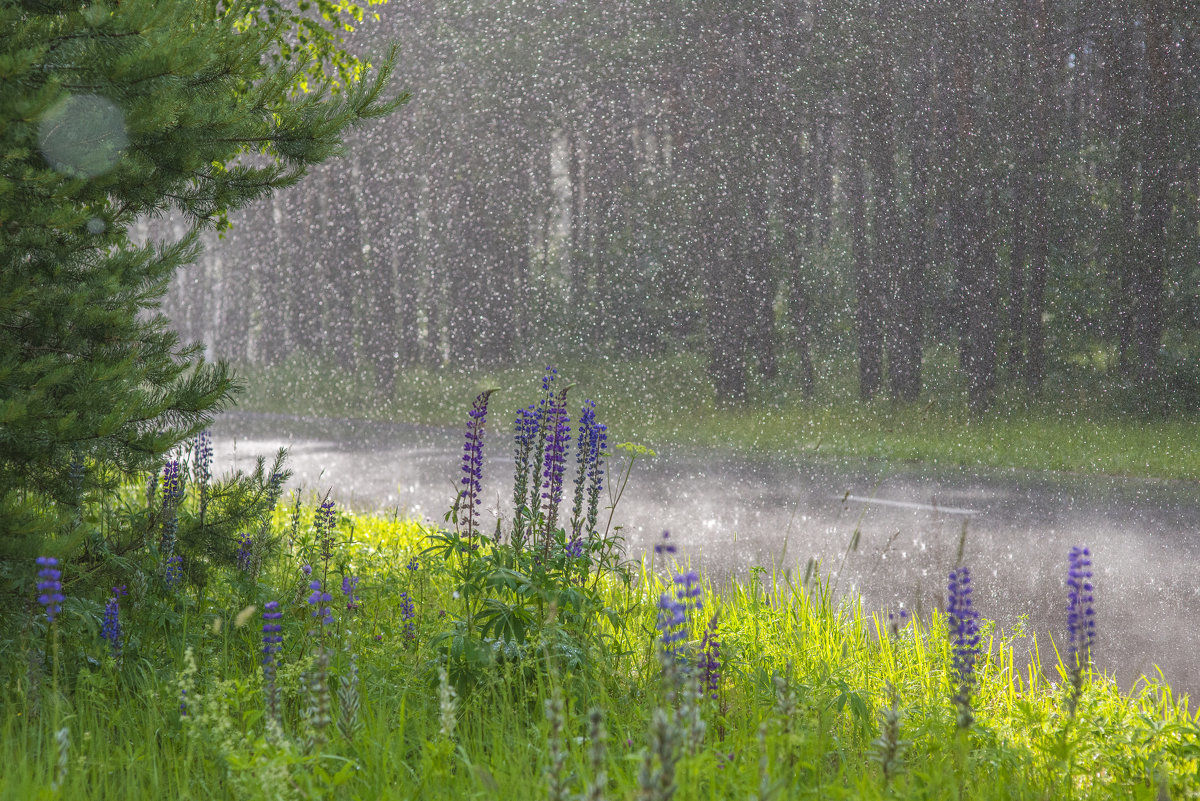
xmin=234 ymin=349 xmax=1200 ymax=481
xmin=3 ymin=506 xmax=1195 ymax=800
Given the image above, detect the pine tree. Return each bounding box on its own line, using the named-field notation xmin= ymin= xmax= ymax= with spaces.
xmin=0 ymin=0 xmax=402 ymax=579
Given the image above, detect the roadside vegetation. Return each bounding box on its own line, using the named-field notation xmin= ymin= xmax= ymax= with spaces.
xmin=236 ymin=350 xmax=1200 ymax=482
xmin=5 ymin=371 xmax=1196 ymax=800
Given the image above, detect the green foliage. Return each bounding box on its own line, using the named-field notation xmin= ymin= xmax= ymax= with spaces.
xmin=0 ymin=0 xmax=403 ymax=599
xmin=1 ymin=502 xmax=1195 ymax=799
xmin=234 ymin=352 xmax=1200 ymax=481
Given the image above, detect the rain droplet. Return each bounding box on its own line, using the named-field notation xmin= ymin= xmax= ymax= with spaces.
xmin=38 ymin=93 xmax=128 ymax=178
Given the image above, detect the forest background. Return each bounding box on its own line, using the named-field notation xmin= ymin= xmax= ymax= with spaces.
xmin=166 ymin=0 xmax=1200 ymax=419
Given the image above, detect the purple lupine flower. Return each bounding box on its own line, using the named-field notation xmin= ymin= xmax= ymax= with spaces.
xmin=947 ymin=567 xmax=981 ymax=728
xmin=512 ymin=404 xmax=540 ymax=548
xmin=194 ymin=430 xmax=212 ymax=521
xmin=657 ymin=593 xmax=689 ymax=652
xmin=698 ymin=614 xmax=722 ymax=700
xmin=193 ymin=430 xmax=212 ymax=487
xmin=570 ymin=400 xmax=597 ymax=539
xmin=35 ymin=557 xmax=64 ymax=624
xmin=570 ymin=400 xmax=607 ymax=542
xmin=657 ymin=592 xmax=686 ymax=647
xmin=342 ymin=574 xmax=360 ymax=612
xmin=101 ymin=585 xmax=125 ymax=659
xmin=165 ymin=554 xmax=183 ymax=588
xmin=564 ymin=537 xmax=586 ymax=560
xmin=399 ymin=592 xmax=416 ymax=644
xmin=308 ymin=579 xmax=334 ymax=626
xmin=160 ymin=459 xmax=184 ymax=586
xmin=1066 ymin=547 xmax=1095 ymax=666
xmin=301 ymin=563 xmax=313 ymax=577
xmin=406 ymin=556 xmax=419 ymax=572
xmin=585 ymin=419 xmax=607 ymax=541
xmin=540 ymin=387 xmax=571 ymax=533
xmin=654 ymin=530 xmax=677 ymax=556
xmin=1066 ymin=546 xmax=1095 ymax=713
xmin=315 ymin=496 xmax=336 ymax=567
xmin=459 ymin=389 xmax=495 ymax=539
xmin=236 ymin=532 xmax=254 ymax=572
xmin=262 ymin=601 xmax=283 ymax=722
xmin=526 ymin=370 xmax=558 ymax=520
xmin=161 ymin=459 xmax=184 ymax=509
xmin=674 ymin=569 xmax=703 ymax=614
xmin=888 ymin=608 xmax=909 ymax=639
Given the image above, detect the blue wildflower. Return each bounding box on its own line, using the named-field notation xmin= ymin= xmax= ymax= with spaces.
xmin=161 ymin=459 xmax=184 ymax=508
xmin=308 ymin=579 xmax=334 ymax=626
xmin=193 ymin=430 xmax=212 ymax=487
xmin=406 ymin=556 xmax=419 ymax=572
xmin=262 ymin=601 xmax=283 ymax=722
xmin=145 ymin=469 xmax=158 ymax=508
xmin=657 ymin=593 xmax=689 ymax=651
xmin=399 ymin=592 xmax=416 ymax=644
xmin=160 ymin=459 xmax=184 ymax=586
xmin=1066 ymin=546 xmax=1095 ymax=713
xmin=674 ymin=569 xmax=703 ymax=614
xmin=526 ymin=369 xmax=558 ymax=521
xmin=236 ymin=532 xmax=254 ymax=572
xmin=570 ymin=400 xmax=607 ymax=542
xmin=194 ymin=430 xmax=212 ymax=521
xmin=101 ymin=585 xmax=125 ymax=659
xmin=564 ymin=537 xmax=586 ymax=560
xmin=540 ymin=386 xmax=571 ymax=533
xmin=947 ymin=567 xmax=981 ymax=728
xmin=315 ymin=496 xmax=336 ymax=567
xmin=35 ymin=557 xmax=64 ymax=624
xmin=655 ymin=530 xmax=676 ymax=556
xmin=512 ymin=404 xmax=539 ymax=548
xmin=459 ymin=389 xmax=494 ymax=539
xmin=342 ymin=574 xmax=360 ymax=612
xmin=698 ymin=613 xmax=722 ymax=700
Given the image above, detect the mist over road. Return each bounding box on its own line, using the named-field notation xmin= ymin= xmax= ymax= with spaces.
xmin=212 ymin=410 xmax=1200 ymax=702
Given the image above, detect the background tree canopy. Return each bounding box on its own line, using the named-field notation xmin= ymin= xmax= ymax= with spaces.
xmin=176 ymin=0 xmax=1198 ymax=414
xmin=0 ymin=0 xmax=402 ymax=586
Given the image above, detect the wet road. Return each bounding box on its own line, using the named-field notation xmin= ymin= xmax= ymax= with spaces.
xmin=212 ymin=410 xmax=1200 ymax=702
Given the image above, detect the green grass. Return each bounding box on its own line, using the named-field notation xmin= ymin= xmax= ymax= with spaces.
xmin=4 ymin=503 xmax=1196 ymax=800
xmin=234 ymin=349 xmax=1200 ymax=481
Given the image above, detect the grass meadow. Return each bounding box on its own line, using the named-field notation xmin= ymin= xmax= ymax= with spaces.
xmin=3 ymin=506 xmax=1197 ymax=800
xmin=3 ymin=367 xmax=1198 ymax=800
xmin=235 ymin=349 xmax=1200 ymax=482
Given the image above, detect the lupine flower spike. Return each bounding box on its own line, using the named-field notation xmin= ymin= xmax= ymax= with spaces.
xmin=160 ymin=459 xmax=185 ymax=587
xmin=571 ymin=400 xmax=596 ymax=540
xmin=698 ymin=612 xmax=722 ymax=701
xmin=1066 ymin=546 xmax=1095 ymax=716
xmin=459 ymin=389 xmax=494 ymax=542
xmin=342 ymin=574 xmax=360 ymax=612
xmin=101 ymin=585 xmax=126 ymax=660
xmin=526 ymin=368 xmax=558 ymax=535
xmin=236 ymin=532 xmax=254 ymax=573
xmin=194 ymin=429 xmax=212 ymax=522
xmin=315 ymin=496 xmax=336 ymax=571
xmin=512 ymin=405 xmax=539 ymax=549
xmin=308 ymin=578 xmax=334 ymax=627
xmin=540 ymin=383 xmax=571 ymax=539
xmin=262 ymin=601 xmax=283 ymax=725
xmin=399 ymin=592 xmax=417 ymax=645
xmin=35 ymin=557 xmax=64 ymax=624
xmin=947 ymin=567 xmax=980 ymax=729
